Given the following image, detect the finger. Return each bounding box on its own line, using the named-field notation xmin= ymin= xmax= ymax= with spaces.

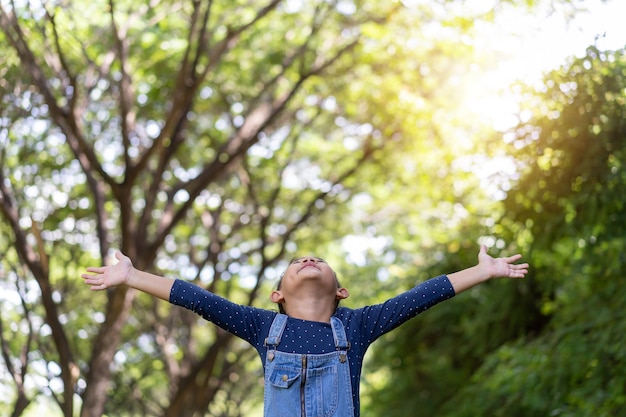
xmin=82 ymin=278 xmax=97 ymax=286
xmin=510 ymin=267 xmax=528 ymax=277
xmin=81 ymin=272 xmax=101 ymax=280
xmin=85 ymin=266 xmax=104 ymax=273
xmin=81 ymin=274 xmax=103 ymax=286
xmin=504 ymin=254 xmax=522 ymax=263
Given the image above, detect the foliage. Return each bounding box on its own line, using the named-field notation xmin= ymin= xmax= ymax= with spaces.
xmin=2 ymin=0 xmax=619 ymax=417
xmin=0 ymin=0 xmax=536 ymax=416
xmin=461 ymin=44 xmax=626 ymax=417
xmin=364 ymin=45 xmax=626 ymax=416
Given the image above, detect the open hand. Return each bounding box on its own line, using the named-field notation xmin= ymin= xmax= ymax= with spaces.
xmin=81 ymin=251 xmax=133 ymax=291
xmin=478 ymin=245 xmax=528 ymax=279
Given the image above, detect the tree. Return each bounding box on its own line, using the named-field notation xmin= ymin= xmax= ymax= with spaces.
xmin=0 ymin=1 xmax=396 ymax=415
xmin=370 ymin=44 xmax=626 ymax=417
xmin=0 ymin=0 xmax=500 ymax=416
xmin=468 ymin=44 xmax=626 ymax=417
xmin=1 ymin=0 xmax=593 ymax=416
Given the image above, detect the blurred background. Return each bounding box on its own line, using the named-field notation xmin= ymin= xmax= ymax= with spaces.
xmin=1 ymin=0 xmax=625 ymax=416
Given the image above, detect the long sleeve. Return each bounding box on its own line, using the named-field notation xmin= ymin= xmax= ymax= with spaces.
xmin=352 ymin=274 xmax=455 ymax=344
xmin=169 ymin=279 xmax=275 ymax=347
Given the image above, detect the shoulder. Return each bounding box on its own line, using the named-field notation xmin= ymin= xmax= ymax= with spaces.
xmin=333 ymin=307 xmax=361 ymax=328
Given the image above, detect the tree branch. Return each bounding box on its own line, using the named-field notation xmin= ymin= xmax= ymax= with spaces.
xmin=0 ymin=163 xmax=78 ymax=417
xmin=0 ymin=5 xmax=117 ymax=194
xmin=0 ymin=270 xmax=34 ymax=417
xmin=108 ymin=0 xmax=137 ymax=174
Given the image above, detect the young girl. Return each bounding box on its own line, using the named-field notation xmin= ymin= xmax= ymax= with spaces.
xmin=82 ymin=245 xmax=528 ymax=417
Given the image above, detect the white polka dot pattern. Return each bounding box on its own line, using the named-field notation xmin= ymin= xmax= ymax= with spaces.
xmin=169 ymin=274 xmax=455 ymax=416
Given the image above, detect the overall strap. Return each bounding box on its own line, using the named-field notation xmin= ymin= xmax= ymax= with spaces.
xmin=330 ymin=316 xmax=350 ymax=351
xmin=264 ymin=313 xmax=288 ymax=347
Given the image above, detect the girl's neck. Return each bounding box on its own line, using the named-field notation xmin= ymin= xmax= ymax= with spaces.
xmin=283 ymin=299 xmax=335 ymax=323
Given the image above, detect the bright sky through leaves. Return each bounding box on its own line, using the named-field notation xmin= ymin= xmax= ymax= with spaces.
xmin=466 ymin=0 xmax=626 ymax=131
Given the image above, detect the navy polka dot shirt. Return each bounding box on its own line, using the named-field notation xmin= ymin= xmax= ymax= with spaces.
xmin=170 ymin=274 xmax=455 ymax=416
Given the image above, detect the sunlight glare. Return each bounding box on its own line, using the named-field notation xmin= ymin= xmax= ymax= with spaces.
xmin=462 ymin=0 xmax=626 ymax=132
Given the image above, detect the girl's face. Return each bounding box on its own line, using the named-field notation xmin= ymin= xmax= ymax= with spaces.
xmin=281 ymin=256 xmax=336 ymax=288
xmin=272 ymin=256 xmax=348 ymax=315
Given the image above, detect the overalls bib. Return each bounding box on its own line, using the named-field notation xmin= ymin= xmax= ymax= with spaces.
xmin=263 ymin=314 xmax=355 ymax=417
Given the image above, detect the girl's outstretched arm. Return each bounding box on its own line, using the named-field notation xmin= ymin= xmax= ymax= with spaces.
xmin=447 ymin=245 xmax=528 ymax=294
xmin=81 ymin=251 xmax=173 ymax=301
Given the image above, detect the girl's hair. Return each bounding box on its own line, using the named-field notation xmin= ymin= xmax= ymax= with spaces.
xmin=275 ymin=270 xmax=342 ymax=315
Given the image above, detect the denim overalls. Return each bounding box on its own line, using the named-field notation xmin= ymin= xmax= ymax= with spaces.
xmin=263 ymin=314 xmax=355 ymax=417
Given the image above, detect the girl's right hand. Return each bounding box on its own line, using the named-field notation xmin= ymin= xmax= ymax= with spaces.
xmin=81 ymin=251 xmax=133 ymax=291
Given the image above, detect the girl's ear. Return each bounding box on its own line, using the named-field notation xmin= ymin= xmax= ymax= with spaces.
xmin=336 ymin=288 xmax=349 ymax=300
xmin=270 ymin=290 xmax=284 ymax=304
